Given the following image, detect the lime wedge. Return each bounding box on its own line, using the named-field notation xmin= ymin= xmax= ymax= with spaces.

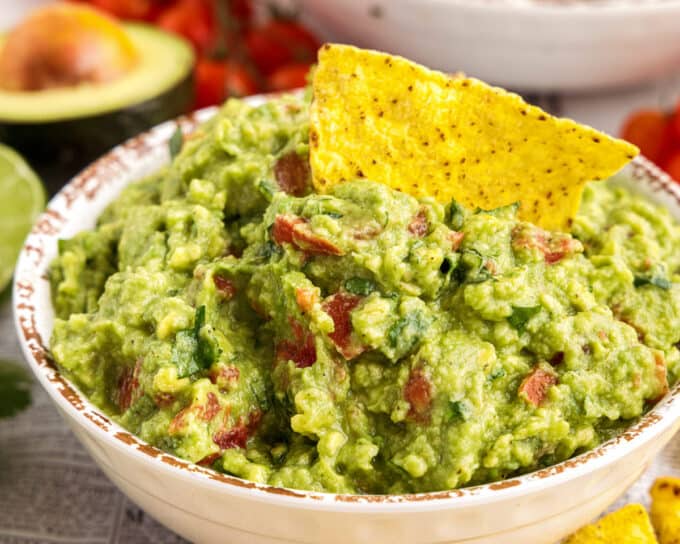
xmin=0 ymin=144 xmax=45 ymax=292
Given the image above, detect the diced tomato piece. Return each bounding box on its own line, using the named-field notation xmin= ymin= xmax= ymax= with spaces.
xmin=352 ymin=224 xmax=382 ymax=240
xmin=519 ymin=367 xmax=557 ymax=407
xmin=154 ymin=393 xmax=175 ymax=407
xmin=168 ymin=407 xmax=189 ymax=435
xmin=209 ymin=365 xmax=240 ymax=387
xmin=213 ymin=275 xmax=236 ymax=299
xmin=197 ymin=452 xmax=221 ymax=466
xmin=291 ymin=224 xmax=344 ymax=256
xmin=512 ymin=226 xmax=581 ymax=265
xmin=404 ymin=369 xmax=432 ymax=422
xmin=201 ymin=392 xmax=221 ymax=421
xmin=116 ymin=358 xmax=141 ymax=411
xmin=449 ymin=231 xmax=464 ymax=251
xmin=295 ymin=287 xmax=318 ymax=312
xmin=408 ymin=209 xmax=429 ymax=237
xmin=213 ymin=425 xmax=249 ymax=449
xmin=274 ymin=152 xmax=310 ymax=196
xmin=620 ymin=109 xmax=671 ymax=164
xmin=271 ymin=214 xmax=344 ymax=256
xmin=272 ymin=214 xmax=305 ymax=245
xmin=322 ymin=292 xmax=366 ymax=359
xmin=276 ymin=318 xmax=317 ymax=368
xmin=247 ymin=410 xmax=263 ymax=433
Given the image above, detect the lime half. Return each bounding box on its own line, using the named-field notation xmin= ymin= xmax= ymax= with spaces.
xmin=0 ymin=144 xmax=45 ymax=292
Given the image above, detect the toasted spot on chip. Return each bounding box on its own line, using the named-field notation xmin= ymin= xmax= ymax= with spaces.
xmin=564 ymin=504 xmax=658 ymax=543
xmin=651 ymin=476 xmax=680 ymax=544
xmin=310 ymin=44 xmax=638 ymax=232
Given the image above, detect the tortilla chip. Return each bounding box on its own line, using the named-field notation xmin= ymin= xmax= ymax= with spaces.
xmin=651 ymin=477 xmax=680 ymax=544
xmin=310 ymin=44 xmax=638 ymax=231
xmin=564 ymin=504 xmax=658 ymax=543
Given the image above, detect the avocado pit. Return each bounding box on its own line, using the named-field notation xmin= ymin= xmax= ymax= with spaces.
xmin=0 ymin=4 xmax=137 ymax=92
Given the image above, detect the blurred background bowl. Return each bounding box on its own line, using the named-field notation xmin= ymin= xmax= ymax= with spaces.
xmin=298 ymin=0 xmax=680 ymax=92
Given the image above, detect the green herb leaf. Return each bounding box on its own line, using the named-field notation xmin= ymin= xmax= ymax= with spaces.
xmin=455 ymin=248 xmax=493 ymax=284
xmin=387 ymin=311 xmax=429 ymax=358
xmin=447 ymin=200 xmax=466 ymax=231
xmin=172 ymin=306 xmax=216 ymax=378
xmin=258 ymin=179 xmax=277 ymax=201
xmin=169 ymin=125 xmax=184 ymax=159
xmin=447 ymin=400 xmax=470 ymax=422
xmin=344 ymin=277 xmax=377 ymax=296
xmin=489 ymin=367 xmax=506 ymax=381
xmin=508 ymin=305 xmax=541 ymax=333
xmin=259 ymin=239 xmax=282 ymax=260
xmin=0 ymin=360 xmax=31 ymax=418
xmin=634 ymin=275 xmax=672 ymax=290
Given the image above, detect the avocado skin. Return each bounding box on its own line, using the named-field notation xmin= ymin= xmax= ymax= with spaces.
xmin=0 ymin=73 xmax=193 ymax=194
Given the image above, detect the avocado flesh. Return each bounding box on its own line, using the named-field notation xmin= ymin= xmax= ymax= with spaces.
xmin=0 ymin=24 xmax=194 ymax=191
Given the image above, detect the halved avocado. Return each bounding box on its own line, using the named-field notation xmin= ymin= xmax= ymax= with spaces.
xmin=0 ymin=24 xmax=194 ymax=192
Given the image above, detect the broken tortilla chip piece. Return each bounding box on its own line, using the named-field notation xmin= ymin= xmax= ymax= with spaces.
xmin=310 ymin=44 xmax=638 ymax=232
xmin=651 ymin=477 xmax=680 ymax=544
xmin=564 ymin=504 xmax=658 ymax=543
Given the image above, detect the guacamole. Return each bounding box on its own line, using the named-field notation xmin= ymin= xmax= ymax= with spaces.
xmin=49 ymin=95 xmax=680 ymax=494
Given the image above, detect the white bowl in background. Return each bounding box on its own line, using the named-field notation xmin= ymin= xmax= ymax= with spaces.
xmin=13 ymin=95 xmax=680 ymax=543
xmin=299 ymin=0 xmax=680 ymax=92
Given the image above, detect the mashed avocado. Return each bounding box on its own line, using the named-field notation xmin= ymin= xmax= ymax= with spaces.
xmin=49 ymin=95 xmax=680 ymax=494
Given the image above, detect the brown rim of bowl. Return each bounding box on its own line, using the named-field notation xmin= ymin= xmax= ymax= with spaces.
xmin=12 ymin=99 xmax=680 ymax=509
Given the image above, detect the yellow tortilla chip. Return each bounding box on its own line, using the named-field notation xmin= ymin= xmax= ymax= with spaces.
xmin=651 ymin=477 xmax=680 ymax=544
xmin=310 ymin=44 xmax=638 ymax=231
xmin=564 ymin=504 xmax=658 ymax=543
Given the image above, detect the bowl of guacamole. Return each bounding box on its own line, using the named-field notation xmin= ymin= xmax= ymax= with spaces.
xmin=13 ymin=73 xmax=680 ymax=544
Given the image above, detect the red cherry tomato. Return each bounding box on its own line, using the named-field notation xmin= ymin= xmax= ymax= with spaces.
xmin=620 ymin=109 xmax=671 ymax=164
xmin=267 ymin=63 xmax=312 ymax=92
xmin=663 ymin=152 xmax=680 ymax=183
xmin=229 ymin=0 xmax=254 ymax=27
xmin=194 ymin=58 xmax=258 ymax=109
xmin=157 ymin=0 xmax=217 ymax=54
xmin=73 ymin=0 xmax=158 ymax=20
xmin=245 ymin=20 xmax=320 ymax=76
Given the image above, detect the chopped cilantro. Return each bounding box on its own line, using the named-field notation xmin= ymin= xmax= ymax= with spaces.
xmin=447 ymin=400 xmax=471 ymax=422
xmin=387 ymin=311 xmax=429 ymax=357
xmin=344 ymin=277 xmax=377 ymax=296
xmin=634 ymin=275 xmax=671 ymax=290
xmin=508 ymin=305 xmax=541 ymax=333
xmin=168 ymin=125 xmax=183 ymax=159
xmin=172 ymin=306 xmax=218 ymax=378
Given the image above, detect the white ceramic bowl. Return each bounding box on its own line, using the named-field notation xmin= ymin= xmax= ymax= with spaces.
xmin=13 ymin=95 xmax=680 ymax=544
xmin=299 ymin=0 xmax=680 ymax=91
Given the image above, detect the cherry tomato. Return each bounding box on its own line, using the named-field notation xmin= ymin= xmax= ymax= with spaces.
xmin=663 ymin=151 xmax=680 ymax=183
xmin=73 ymin=0 xmax=159 ymax=20
xmin=229 ymin=0 xmax=254 ymax=27
xmin=267 ymin=63 xmax=312 ymax=92
xmin=157 ymin=0 xmax=217 ymax=54
xmin=620 ymin=109 xmax=671 ymax=164
xmin=245 ymin=20 xmax=320 ymax=76
xmin=194 ymin=58 xmax=258 ymax=109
